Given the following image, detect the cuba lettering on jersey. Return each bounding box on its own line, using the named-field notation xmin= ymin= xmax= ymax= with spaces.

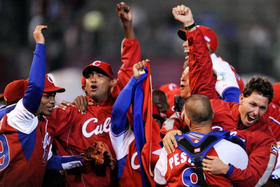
xmin=0 ymin=100 xmax=52 ymax=186
xmin=49 ymin=104 xmax=116 ymax=186
xmin=82 ymin=117 xmax=111 ymax=138
xmin=110 ymin=125 xmax=142 ymax=187
xmin=154 ymin=133 xmax=248 ymax=187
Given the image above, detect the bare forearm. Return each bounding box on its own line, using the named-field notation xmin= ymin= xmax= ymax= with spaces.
xmin=123 ymin=22 xmax=135 ymax=39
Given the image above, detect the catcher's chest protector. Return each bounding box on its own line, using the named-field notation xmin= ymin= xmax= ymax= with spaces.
xmin=175 ymin=131 xmax=228 ymax=187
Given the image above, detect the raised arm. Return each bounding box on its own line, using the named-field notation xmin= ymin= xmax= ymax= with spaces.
xmin=23 ymin=25 xmax=47 ymax=114
xmin=117 ymin=1 xmax=135 ymax=39
xmin=111 ymin=2 xmax=141 ymax=98
xmin=172 ymin=5 xmax=218 ymax=99
xmin=111 ymin=60 xmax=146 ymax=135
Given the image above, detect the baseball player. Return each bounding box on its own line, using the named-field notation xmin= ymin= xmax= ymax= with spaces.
xmin=161 ymin=5 xmax=277 ymax=187
xmin=110 ymin=60 xmax=147 ymax=186
xmin=0 ymin=25 xmax=69 ymax=186
xmin=46 ymin=2 xmax=142 ymax=186
xmin=110 ymin=59 xmax=163 ymax=187
xmin=154 ymin=95 xmax=248 ymax=186
xmin=159 ymin=11 xmax=244 ymax=118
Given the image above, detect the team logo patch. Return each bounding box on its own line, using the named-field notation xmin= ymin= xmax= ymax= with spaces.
xmin=92 ymin=60 xmax=102 ymax=66
xmin=217 ymin=72 xmax=225 ymax=82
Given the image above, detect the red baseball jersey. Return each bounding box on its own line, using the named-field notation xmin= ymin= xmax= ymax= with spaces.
xmin=110 ymin=125 xmax=142 ymax=187
xmin=263 ymin=103 xmax=280 ymax=179
xmin=161 ymin=27 xmax=277 ymax=186
xmin=48 ymin=38 xmax=141 ymax=186
xmin=154 ymin=132 xmax=248 ymax=186
xmin=264 ymin=103 xmax=280 ymax=141
xmin=210 ymin=100 xmax=277 ymax=186
xmin=0 ymin=100 xmax=52 ymax=187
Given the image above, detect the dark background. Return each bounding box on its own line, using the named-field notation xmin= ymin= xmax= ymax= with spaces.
xmin=1 ymin=0 xmax=280 ymax=97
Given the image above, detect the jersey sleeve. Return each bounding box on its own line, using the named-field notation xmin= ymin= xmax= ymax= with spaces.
xmin=228 ymin=136 xmax=277 ymax=186
xmin=187 ymin=28 xmax=218 ymax=99
xmin=6 ymin=99 xmax=38 ymax=134
xmin=153 ymin=148 xmax=167 ymax=185
xmin=211 ymin=54 xmax=240 ymax=103
xmin=23 ymin=43 xmax=46 ymax=114
xmin=214 ymin=139 xmax=248 ymax=170
xmin=111 ymin=77 xmax=137 ymax=136
xmin=111 ymin=38 xmax=141 ymax=98
xmin=110 ymin=76 xmax=138 ymax=160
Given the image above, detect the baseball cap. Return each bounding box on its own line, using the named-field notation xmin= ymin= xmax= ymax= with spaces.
xmin=44 ymin=74 xmax=65 ymax=93
xmin=3 ymin=75 xmax=64 ymax=104
xmin=178 ymin=25 xmax=218 ymax=52
xmin=4 ymin=79 xmax=28 ymax=104
xmin=272 ymin=82 xmax=280 ymax=105
xmin=82 ymin=60 xmax=113 ymax=80
xmin=160 ymin=83 xmax=180 ymax=94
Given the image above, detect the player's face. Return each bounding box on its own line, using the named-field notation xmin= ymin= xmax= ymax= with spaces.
xmin=238 ymin=91 xmax=269 ymax=127
xmin=38 ymin=92 xmax=56 ymax=116
xmin=180 ymin=67 xmax=190 ymax=99
xmin=153 ymin=94 xmax=169 ymax=114
xmin=83 ymin=71 xmax=113 ymax=103
xmin=182 ymin=40 xmax=189 ymax=65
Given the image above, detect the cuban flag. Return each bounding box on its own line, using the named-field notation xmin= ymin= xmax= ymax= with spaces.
xmin=133 ymin=60 xmax=162 ymax=187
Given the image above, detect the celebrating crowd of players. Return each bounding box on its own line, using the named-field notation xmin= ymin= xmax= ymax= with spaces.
xmin=0 ymin=2 xmax=280 ymax=187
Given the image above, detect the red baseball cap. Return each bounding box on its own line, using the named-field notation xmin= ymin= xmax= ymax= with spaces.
xmin=4 ymin=79 xmax=28 ymax=104
xmin=82 ymin=60 xmax=113 ymax=80
xmin=160 ymin=83 xmax=180 ymax=94
xmin=178 ymin=25 xmax=218 ymax=52
xmin=44 ymin=74 xmax=65 ymax=93
xmin=3 ymin=75 xmax=64 ymax=104
xmin=272 ymin=82 xmax=280 ymax=105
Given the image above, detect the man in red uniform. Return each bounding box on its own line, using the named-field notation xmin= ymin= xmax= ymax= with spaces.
xmin=0 ymin=25 xmax=66 ymax=186
xmin=110 ymin=60 xmax=148 ymax=187
xmin=161 ymin=4 xmax=277 ymax=187
xmin=154 ymin=95 xmax=248 ymax=186
xmin=47 ymin=2 xmax=142 ymax=186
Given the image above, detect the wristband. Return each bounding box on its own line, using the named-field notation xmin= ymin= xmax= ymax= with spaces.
xmin=226 ymin=163 xmax=234 ymax=176
xmin=185 ymin=22 xmax=196 ymax=31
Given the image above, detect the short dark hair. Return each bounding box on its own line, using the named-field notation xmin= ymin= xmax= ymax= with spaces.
xmin=243 ymin=77 xmax=273 ymax=103
xmin=184 ymin=94 xmax=213 ymax=124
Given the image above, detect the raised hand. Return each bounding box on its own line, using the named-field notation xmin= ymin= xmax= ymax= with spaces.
xmin=33 ymin=25 xmax=47 ymax=44
xmin=133 ymin=59 xmax=148 ymax=79
xmin=116 ymin=2 xmax=135 ymax=39
xmin=172 ymin=5 xmax=195 ymax=27
xmin=116 ymin=2 xmax=132 ymax=24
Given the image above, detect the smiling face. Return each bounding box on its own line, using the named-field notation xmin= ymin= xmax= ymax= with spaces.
xmin=182 ymin=40 xmax=190 ymax=65
xmin=238 ymin=91 xmax=269 ymax=127
xmin=38 ymin=92 xmax=56 ymax=116
xmin=82 ymin=70 xmax=113 ymax=103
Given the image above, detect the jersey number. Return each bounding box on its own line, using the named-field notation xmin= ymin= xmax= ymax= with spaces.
xmin=182 ymin=168 xmax=203 ymax=186
xmin=0 ymin=135 xmax=10 ymax=171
